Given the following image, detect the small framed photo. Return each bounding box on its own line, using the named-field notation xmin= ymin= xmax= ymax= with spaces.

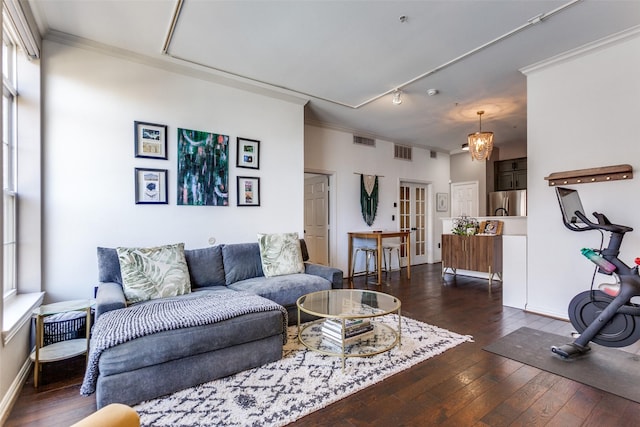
xmin=135 ymin=168 xmax=168 ymax=204
xmin=135 ymin=121 xmax=167 ymax=159
xmin=479 ymin=220 xmax=503 ymax=235
xmin=436 ymin=193 xmax=449 ymax=212
xmin=237 ymin=176 xmax=260 ymax=206
xmin=236 ymin=137 xmax=260 ymax=169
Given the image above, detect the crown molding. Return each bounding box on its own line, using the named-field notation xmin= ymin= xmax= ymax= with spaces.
xmin=43 ymin=30 xmax=309 ymax=106
xmin=520 ymin=24 xmax=640 ymax=75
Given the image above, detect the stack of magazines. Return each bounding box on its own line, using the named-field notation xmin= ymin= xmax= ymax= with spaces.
xmin=321 ymin=318 xmax=374 ymax=346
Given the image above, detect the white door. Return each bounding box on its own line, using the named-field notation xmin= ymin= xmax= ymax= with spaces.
xmin=304 ymin=175 xmax=329 ymax=265
xmin=400 ymin=182 xmax=429 ymax=265
xmin=451 ymin=181 xmax=479 ymax=217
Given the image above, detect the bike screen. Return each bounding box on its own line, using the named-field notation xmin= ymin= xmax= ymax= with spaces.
xmin=556 ymin=187 xmax=588 ymax=229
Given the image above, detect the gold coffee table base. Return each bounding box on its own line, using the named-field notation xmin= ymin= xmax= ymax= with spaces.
xmin=296 ymin=289 xmax=402 ymax=370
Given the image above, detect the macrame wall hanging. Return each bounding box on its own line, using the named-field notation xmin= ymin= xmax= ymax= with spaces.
xmin=360 ymin=174 xmax=379 ymax=226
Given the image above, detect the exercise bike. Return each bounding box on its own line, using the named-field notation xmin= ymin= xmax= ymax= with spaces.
xmin=551 ymin=187 xmax=640 ymax=358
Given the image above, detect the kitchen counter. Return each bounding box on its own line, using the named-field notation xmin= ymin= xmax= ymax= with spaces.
xmin=441 ymin=216 xmax=527 ymax=236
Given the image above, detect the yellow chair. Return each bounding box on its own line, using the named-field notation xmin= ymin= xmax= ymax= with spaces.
xmin=70 ymin=403 xmax=140 ymax=427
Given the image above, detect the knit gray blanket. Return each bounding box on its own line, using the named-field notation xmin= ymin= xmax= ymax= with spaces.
xmin=80 ymin=290 xmax=288 ymax=396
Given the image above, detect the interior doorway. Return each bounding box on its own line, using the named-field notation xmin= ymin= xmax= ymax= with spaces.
xmin=304 ymin=173 xmax=330 ymax=265
xmin=450 ymin=181 xmax=479 ymax=217
xmin=399 ymin=181 xmax=430 ymax=265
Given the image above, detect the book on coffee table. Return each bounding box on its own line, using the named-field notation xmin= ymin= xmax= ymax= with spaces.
xmin=323 ymin=318 xmax=370 ymax=332
xmin=321 ymin=319 xmax=374 ymax=346
xmin=322 ymin=329 xmax=375 ymax=347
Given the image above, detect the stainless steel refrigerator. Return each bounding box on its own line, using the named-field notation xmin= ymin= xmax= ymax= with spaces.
xmin=489 ymin=190 xmax=527 ymax=216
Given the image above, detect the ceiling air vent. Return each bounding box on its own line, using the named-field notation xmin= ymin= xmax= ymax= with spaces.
xmin=394 ymin=144 xmax=412 ymax=161
xmin=353 ymin=135 xmax=375 ymax=147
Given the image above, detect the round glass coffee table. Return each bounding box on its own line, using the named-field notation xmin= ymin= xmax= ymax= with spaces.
xmin=296 ymin=289 xmax=401 ymax=370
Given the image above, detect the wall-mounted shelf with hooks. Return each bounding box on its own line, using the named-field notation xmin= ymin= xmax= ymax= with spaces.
xmin=544 ymin=164 xmax=633 ymax=186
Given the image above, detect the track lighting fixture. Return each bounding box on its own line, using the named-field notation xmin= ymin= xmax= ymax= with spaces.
xmin=392 ymin=89 xmax=402 ymax=105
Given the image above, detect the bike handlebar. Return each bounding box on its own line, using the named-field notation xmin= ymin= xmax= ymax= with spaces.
xmin=572 ymin=210 xmax=633 ymax=234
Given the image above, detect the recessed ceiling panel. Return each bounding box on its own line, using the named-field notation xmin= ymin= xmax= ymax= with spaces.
xmin=168 ymin=1 xmax=558 ymax=106
xmin=34 ymin=0 xmax=176 ymax=56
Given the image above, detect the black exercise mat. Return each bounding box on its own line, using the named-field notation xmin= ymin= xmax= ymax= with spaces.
xmin=484 ymin=327 xmax=640 ymax=403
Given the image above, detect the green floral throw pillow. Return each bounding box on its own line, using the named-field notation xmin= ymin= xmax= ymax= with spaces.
xmin=258 ymin=233 xmax=305 ymax=278
xmin=117 ymin=243 xmax=191 ymax=304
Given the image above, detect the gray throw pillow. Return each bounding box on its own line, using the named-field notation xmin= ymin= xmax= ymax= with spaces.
xmin=184 ymin=246 xmax=226 ymax=289
xmin=222 ymin=243 xmax=264 ymax=285
xmin=97 ymin=247 xmax=122 ymax=284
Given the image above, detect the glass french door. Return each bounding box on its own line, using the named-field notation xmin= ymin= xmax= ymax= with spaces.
xmin=400 ymin=182 xmax=428 ymax=265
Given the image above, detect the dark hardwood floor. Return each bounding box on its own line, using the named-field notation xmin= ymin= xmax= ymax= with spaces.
xmin=7 ymin=263 xmax=640 ymax=426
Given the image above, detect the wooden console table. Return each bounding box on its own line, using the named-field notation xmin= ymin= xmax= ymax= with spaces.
xmin=441 ymin=234 xmax=502 ymax=291
xmin=348 ymin=231 xmax=411 ymax=286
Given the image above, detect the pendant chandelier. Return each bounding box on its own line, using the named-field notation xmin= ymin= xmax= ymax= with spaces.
xmin=467 ymin=110 xmax=494 ymax=161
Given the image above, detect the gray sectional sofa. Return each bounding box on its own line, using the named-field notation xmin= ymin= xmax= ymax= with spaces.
xmin=88 ymin=240 xmax=343 ymax=408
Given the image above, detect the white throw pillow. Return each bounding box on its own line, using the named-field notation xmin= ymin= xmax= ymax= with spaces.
xmin=257 ymin=233 xmax=305 ymax=278
xmin=117 ymin=243 xmax=191 ymax=303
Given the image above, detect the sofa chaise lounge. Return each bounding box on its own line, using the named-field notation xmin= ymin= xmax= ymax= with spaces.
xmin=84 ymin=239 xmax=343 ymax=408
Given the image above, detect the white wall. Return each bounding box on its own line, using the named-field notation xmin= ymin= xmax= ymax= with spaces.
xmin=450 ymin=152 xmax=488 ymax=215
xmin=304 ymin=124 xmax=450 ymax=274
xmin=524 ymin=29 xmax=640 ymax=318
xmin=42 ymin=40 xmax=306 ymax=302
xmin=497 ymin=141 xmax=526 ymax=160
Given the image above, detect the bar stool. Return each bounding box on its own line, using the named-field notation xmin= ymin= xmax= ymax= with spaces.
xmin=383 ymin=242 xmax=401 ymax=275
xmin=351 ymin=239 xmax=378 ymax=281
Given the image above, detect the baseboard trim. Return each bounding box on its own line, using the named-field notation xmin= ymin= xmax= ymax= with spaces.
xmin=0 ymin=356 xmax=32 ymax=425
xmin=524 ymin=304 xmax=568 ymax=321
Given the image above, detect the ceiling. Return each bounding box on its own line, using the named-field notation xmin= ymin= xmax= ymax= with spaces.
xmin=28 ymin=0 xmax=640 ymax=154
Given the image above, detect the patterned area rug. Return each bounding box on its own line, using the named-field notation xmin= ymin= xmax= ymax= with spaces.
xmin=134 ymin=315 xmax=472 ymax=426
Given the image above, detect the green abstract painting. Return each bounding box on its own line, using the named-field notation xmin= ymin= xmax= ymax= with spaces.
xmin=177 ymin=128 xmax=229 ymax=206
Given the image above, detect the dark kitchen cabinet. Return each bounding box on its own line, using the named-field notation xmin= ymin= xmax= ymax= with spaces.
xmin=495 ymin=157 xmax=527 ymax=190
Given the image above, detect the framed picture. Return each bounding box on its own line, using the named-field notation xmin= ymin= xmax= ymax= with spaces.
xmin=436 ymin=193 xmax=449 ymax=212
xmin=135 ymin=168 xmax=168 ymax=204
xmin=135 ymin=121 xmax=167 ymax=159
xmin=237 ymin=176 xmax=260 ymax=206
xmin=479 ymin=220 xmax=503 ymax=235
xmin=236 ymin=137 xmax=260 ymax=169
xmin=177 ymin=128 xmax=229 ymax=206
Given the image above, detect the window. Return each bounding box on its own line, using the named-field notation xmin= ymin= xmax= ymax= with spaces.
xmin=3 ymin=30 xmax=17 ymax=298
xmin=2 ymin=0 xmax=42 ymax=342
